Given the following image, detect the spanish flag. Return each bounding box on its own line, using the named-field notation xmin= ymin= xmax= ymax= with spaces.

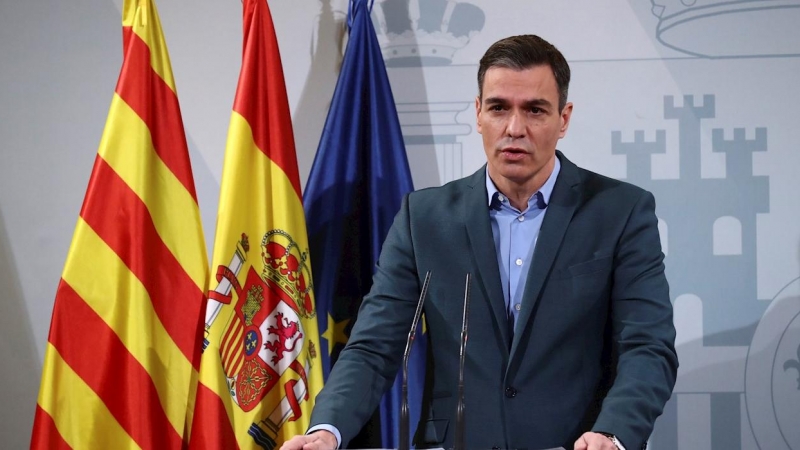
xmin=30 ymin=0 xmax=209 ymax=448
xmin=189 ymin=0 xmax=324 ymax=448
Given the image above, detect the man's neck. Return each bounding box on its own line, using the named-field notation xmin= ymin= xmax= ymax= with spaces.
xmin=490 ymin=157 xmax=556 ymax=211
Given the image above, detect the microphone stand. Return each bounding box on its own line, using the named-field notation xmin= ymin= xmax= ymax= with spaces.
xmin=454 ymin=273 xmax=471 ymax=450
xmin=399 ymin=271 xmax=432 ymax=450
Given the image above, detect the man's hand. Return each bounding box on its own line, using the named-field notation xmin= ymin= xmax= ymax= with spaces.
xmin=279 ymin=430 xmax=337 ymax=450
xmin=574 ymin=431 xmax=618 ymax=450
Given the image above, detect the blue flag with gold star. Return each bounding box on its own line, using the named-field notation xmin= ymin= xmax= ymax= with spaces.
xmin=303 ymin=0 xmax=425 ymax=447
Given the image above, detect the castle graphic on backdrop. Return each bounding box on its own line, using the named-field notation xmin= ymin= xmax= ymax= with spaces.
xmin=612 ymin=94 xmax=769 ymax=347
xmin=612 ymin=94 xmax=782 ymax=450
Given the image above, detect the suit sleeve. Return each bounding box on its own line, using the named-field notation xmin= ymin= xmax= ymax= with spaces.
xmin=308 ymin=194 xmax=421 ymax=445
xmin=591 ymin=190 xmax=679 ymax=449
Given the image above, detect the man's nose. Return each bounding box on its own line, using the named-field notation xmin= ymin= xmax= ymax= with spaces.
xmin=505 ymin=109 xmax=526 ymax=138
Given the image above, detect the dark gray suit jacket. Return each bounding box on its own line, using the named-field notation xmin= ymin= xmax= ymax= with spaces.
xmin=310 ymin=151 xmax=678 ymax=449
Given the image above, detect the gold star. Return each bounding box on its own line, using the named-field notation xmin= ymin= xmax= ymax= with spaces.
xmin=321 ymin=313 xmax=350 ymax=356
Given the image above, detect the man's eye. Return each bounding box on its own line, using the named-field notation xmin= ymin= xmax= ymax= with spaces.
xmin=489 ymin=105 xmax=504 ymax=111
xmin=530 ymin=107 xmax=544 ymax=114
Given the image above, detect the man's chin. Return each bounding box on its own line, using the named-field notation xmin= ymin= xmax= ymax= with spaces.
xmin=496 ymin=169 xmax=534 ymax=184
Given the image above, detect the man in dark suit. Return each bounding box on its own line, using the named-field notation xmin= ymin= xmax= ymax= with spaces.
xmin=282 ymin=35 xmax=678 ymax=450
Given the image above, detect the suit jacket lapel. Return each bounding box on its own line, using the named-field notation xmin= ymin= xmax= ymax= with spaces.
xmin=463 ymin=166 xmax=511 ymax=352
xmin=510 ymin=152 xmax=582 ymax=359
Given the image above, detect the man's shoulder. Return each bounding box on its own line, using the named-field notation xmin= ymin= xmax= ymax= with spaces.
xmin=406 ymin=167 xmax=483 ymax=207
xmin=567 ymin=157 xmax=648 ymax=199
xmin=556 ymin=153 xmax=654 ymax=214
xmin=578 ymin=166 xmax=645 ymax=194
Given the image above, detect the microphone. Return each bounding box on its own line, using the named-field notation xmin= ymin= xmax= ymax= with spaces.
xmin=454 ymin=273 xmax=471 ymax=450
xmin=399 ymin=270 xmax=432 ymax=450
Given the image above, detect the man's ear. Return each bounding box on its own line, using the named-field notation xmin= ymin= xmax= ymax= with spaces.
xmin=475 ymin=96 xmax=482 ymax=134
xmin=559 ymin=102 xmax=573 ymax=138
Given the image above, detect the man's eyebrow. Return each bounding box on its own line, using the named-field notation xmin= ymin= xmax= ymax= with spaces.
xmin=482 ymin=96 xmax=507 ymax=105
xmin=482 ymin=97 xmax=554 ymax=108
xmin=524 ymin=98 xmax=554 ymax=108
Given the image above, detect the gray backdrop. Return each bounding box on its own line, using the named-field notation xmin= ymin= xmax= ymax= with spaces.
xmin=1 ymin=0 xmax=798 ymax=448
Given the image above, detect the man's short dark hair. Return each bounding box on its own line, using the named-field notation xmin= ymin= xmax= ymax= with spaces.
xmin=477 ymin=35 xmax=571 ymax=111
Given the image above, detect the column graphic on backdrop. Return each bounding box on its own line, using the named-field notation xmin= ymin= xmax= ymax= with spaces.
xmin=612 ymin=94 xmax=798 ymax=450
xmin=373 ymin=0 xmax=484 ymax=186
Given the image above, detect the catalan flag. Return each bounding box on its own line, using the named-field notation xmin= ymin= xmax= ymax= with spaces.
xmin=30 ymin=0 xmax=209 ymax=448
xmin=189 ymin=0 xmax=324 ymax=448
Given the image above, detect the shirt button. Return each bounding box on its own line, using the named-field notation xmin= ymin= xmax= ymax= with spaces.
xmin=518 ymin=215 xmax=525 ymax=222
xmin=515 ymin=258 xmax=523 ymax=266
xmin=498 ymin=194 xmax=506 ymax=202
xmin=514 ymin=303 xmax=521 ymax=311
xmin=505 ymin=387 xmax=517 ymax=398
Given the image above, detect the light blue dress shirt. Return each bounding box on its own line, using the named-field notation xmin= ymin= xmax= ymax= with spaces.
xmin=486 ymin=158 xmax=560 ymax=336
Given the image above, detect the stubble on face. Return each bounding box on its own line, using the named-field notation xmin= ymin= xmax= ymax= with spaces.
xmin=476 ymin=65 xmax=572 ymax=208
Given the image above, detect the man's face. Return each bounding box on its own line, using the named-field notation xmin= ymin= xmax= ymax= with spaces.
xmin=476 ymin=65 xmax=572 ymax=194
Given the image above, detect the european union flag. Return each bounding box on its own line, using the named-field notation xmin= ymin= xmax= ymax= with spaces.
xmin=303 ymin=0 xmax=425 ymax=447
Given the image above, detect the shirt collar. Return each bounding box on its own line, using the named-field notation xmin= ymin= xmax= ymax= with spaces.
xmin=486 ymin=156 xmax=561 ymax=211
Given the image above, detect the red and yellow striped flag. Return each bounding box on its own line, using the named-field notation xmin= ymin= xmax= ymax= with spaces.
xmin=189 ymin=0 xmax=324 ymax=448
xmin=30 ymin=1 xmax=208 ymax=448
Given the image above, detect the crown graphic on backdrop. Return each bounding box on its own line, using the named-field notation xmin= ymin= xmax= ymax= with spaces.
xmin=372 ymin=0 xmax=485 ymax=67
xmin=650 ymin=0 xmax=800 ymax=58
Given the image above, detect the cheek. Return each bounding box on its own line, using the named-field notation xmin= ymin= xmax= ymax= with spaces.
xmin=481 ymin=123 xmax=502 ymax=139
xmin=539 ymin=124 xmax=563 ymax=140
xmin=480 ymin=132 xmax=493 ymax=149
